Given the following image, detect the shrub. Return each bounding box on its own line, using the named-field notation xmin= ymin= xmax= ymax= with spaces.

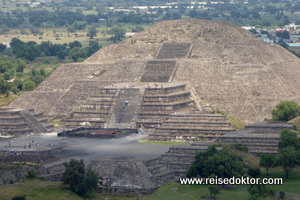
xmin=26 ymin=169 xmax=37 ymax=179
xmin=12 ymin=195 xmax=26 ymax=200
xmin=272 ymin=101 xmax=300 ymax=122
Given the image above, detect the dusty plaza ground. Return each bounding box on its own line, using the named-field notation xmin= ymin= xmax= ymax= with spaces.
xmin=0 ymin=131 xmax=171 ymax=164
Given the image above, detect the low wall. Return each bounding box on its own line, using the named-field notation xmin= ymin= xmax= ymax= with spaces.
xmin=58 ymin=127 xmax=138 ymax=138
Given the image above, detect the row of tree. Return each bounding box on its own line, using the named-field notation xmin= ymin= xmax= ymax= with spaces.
xmin=8 ymin=38 xmax=101 ymax=61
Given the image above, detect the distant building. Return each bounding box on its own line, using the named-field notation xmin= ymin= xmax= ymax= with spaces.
xmin=2 ymin=43 xmax=10 ymax=48
xmin=241 ymin=26 xmax=255 ymax=30
xmin=285 ymin=23 xmax=300 ymax=32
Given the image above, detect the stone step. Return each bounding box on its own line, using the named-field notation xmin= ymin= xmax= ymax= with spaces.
xmin=141 ymin=100 xmax=194 ymax=112
xmin=19 ymin=110 xmax=48 ymax=133
xmin=65 ymin=119 xmax=105 ymax=128
xmin=157 ymin=43 xmax=192 ymax=59
xmin=147 ymin=164 xmax=168 ymax=175
xmin=0 ymin=123 xmax=30 ymax=129
xmin=160 ymin=154 xmax=195 ymax=163
xmin=167 ymin=114 xmax=226 ymax=121
xmin=149 ymin=135 xmax=219 ymax=142
xmin=0 ymin=128 xmax=33 ymax=135
xmin=151 ymin=169 xmax=186 ymax=182
xmin=167 ymin=147 xmax=207 ymax=155
xmin=143 ymin=91 xmax=191 ymax=103
xmin=144 ymin=84 xmax=186 ymax=95
xmin=159 ymin=162 xmax=191 ymax=171
xmin=71 ymin=112 xmax=109 ymax=119
xmin=161 ymin=121 xmax=232 ymax=128
xmin=143 ymin=90 xmax=190 ymax=98
xmin=154 ymin=127 xmax=235 ymax=133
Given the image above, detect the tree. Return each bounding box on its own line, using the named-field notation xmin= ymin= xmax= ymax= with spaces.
xmin=0 ymin=78 xmax=10 ymax=95
xmin=12 ymin=196 xmax=26 ymax=200
xmin=208 ymin=185 xmax=221 ymax=199
xmin=278 ymin=146 xmax=299 ymax=178
xmin=259 ymin=154 xmax=276 ymax=175
xmin=278 ymin=129 xmax=300 ymax=150
xmin=10 ymin=86 xmax=19 ymax=94
xmin=86 ymin=40 xmax=101 ymax=57
xmin=186 ymin=145 xmax=246 ymax=179
xmin=69 ymin=41 xmax=82 ymax=49
xmin=3 ymin=72 xmax=10 ymax=80
xmin=68 ymin=47 xmax=88 ymax=62
xmin=86 ymin=26 xmax=98 ymax=39
xmin=272 ymin=101 xmax=300 ymax=122
xmin=249 ymin=29 xmax=257 ymax=34
xmin=0 ymin=43 xmax=6 ymax=52
xmin=62 ymin=159 xmax=98 ymax=196
xmin=73 ymin=21 xmax=87 ymax=30
xmin=276 ymin=30 xmax=290 ymax=39
xmin=62 ymin=159 xmax=86 ymax=195
xmin=107 ymin=26 xmax=126 ymax=42
xmin=132 ymin=25 xmax=144 ymax=32
xmin=84 ymin=168 xmax=99 ymax=194
xmin=22 ymin=80 xmax=36 ymax=91
xmin=248 ymin=184 xmax=275 ymax=199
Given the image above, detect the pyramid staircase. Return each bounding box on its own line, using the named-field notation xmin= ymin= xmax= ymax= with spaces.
xmin=65 ymin=87 xmax=143 ymax=129
xmin=0 ymin=108 xmax=53 ymax=136
xmin=136 ymin=84 xmax=195 ymax=129
xmin=65 ymin=88 xmax=118 ymax=128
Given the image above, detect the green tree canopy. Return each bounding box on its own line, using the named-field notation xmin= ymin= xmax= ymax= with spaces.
xmin=186 ymin=145 xmax=246 ymax=179
xmin=107 ymin=26 xmax=126 ymax=42
xmin=86 ymin=26 xmax=98 ymax=39
xmin=68 ymin=47 xmax=88 ymax=62
xmin=259 ymin=154 xmax=276 ymax=175
xmin=278 ymin=146 xmax=300 ymax=178
xmin=69 ymin=41 xmax=82 ymax=49
xmin=62 ymin=159 xmax=98 ymax=196
xmin=272 ymin=101 xmax=300 ymax=122
xmin=279 ymin=129 xmax=300 ymax=150
xmin=0 ymin=78 xmax=10 ymax=95
xmin=208 ymin=185 xmax=221 ymax=199
xmin=62 ymin=159 xmax=85 ymax=196
xmin=22 ymin=80 xmax=36 ymax=91
xmin=248 ymin=184 xmax=275 ymax=199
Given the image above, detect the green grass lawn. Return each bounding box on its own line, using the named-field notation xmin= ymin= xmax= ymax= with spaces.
xmin=0 ymin=94 xmax=19 ymax=108
xmin=0 ymin=179 xmax=144 ymax=200
xmin=147 ymin=182 xmax=250 ymax=200
xmin=261 ymin=168 xmax=300 ymax=196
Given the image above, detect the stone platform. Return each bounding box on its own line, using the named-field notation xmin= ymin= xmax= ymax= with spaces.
xmin=217 ymin=121 xmax=294 ymax=154
xmin=0 ymin=108 xmax=53 ymax=137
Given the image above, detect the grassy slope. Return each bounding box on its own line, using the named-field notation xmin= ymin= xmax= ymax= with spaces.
xmin=147 ymin=182 xmax=249 ymax=200
xmin=0 ymin=179 xmax=143 ymax=200
xmin=0 ymin=94 xmax=19 ymax=108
